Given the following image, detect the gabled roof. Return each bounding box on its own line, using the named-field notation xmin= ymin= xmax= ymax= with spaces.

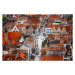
xmin=12 ymin=25 xmax=19 ymax=32
xmin=47 ymin=24 xmax=52 ymax=28
xmin=52 ymin=24 xmax=62 ymax=30
xmin=64 ymin=26 xmax=70 ymax=30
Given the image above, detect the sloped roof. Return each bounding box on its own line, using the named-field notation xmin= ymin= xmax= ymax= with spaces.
xmin=12 ymin=25 xmax=19 ymax=32
xmin=45 ymin=34 xmax=55 ymax=40
xmin=49 ymin=15 xmax=61 ymax=18
xmin=47 ymin=24 xmax=52 ymax=28
xmin=52 ymin=24 xmax=62 ymax=30
xmin=42 ymin=44 xmax=66 ymax=52
xmin=8 ymin=32 xmax=21 ymax=40
xmin=40 ymin=55 xmax=63 ymax=61
xmin=3 ymin=40 xmax=6 ymax=46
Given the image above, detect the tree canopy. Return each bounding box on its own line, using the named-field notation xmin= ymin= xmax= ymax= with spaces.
xmin=67 ymin=16 xmax=71 ymax=20
xmin=2 ymin=16 xmax=6 ymax=21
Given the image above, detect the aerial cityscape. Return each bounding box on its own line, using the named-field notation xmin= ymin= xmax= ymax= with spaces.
xmin=2 ymin=14 xmax=73 ymax=61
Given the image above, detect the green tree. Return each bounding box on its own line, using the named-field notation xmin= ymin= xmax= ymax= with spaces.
xmin=67 ymin=16 xmax=71 ymax=20
xmin=2 ymin=16 xmax=6 ymax=21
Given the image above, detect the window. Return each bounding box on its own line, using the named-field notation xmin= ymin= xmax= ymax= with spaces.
xmin=47 ymin=31 xmax=49 ymax=33
xmin=47 ymin=29 xmax=49 ymax=33
xmin=50 ymin=32 xmax=51 ymax=34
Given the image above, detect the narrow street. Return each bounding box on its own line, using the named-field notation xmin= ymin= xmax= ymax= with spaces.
xmin=34 ymin=15 xmax=50 ymax=61
xmin=34 ymin=27 xmax=45 ymax=61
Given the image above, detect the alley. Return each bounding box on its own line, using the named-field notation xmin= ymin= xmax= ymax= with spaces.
xmin=34 ymin=27 xmax=46 ymax=61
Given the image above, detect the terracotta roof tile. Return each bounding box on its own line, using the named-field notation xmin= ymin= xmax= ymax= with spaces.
xmin=47 ymin=24 xmax=52 ymax=28
xmin=8 ymin=32 xmax=21 ymax=40
xmin=40 ymin=55 xmax=63 ymax=61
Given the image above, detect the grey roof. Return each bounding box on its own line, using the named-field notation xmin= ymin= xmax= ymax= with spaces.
xmin=51 ymin=40 xmax=60 ymax=44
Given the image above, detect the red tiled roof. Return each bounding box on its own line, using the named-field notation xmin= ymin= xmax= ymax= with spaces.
xmin=47 ymin=24 xmax=51 ymax=28
xmin=7 ymin=25 xmax=12 ymax=28
xmin=52 ymin=24 xmax=62 ymax=30
xmin=3 ymin=40 xmax=6 ymax=46
xmin=45 ymin=34 xmax=55 ymax=40
xmin=40 ymin=55 xmax=63 ymax=61
xmin=8 ymin=32 xmax=21 ymax=40
xmin=49 ymin=15 xmax=60 ymax=18
xmin=69 ymin=24 xmax=72 ymax=29
xmin=42 ymin=44 xmax=66 ymax=52
xmin=17 ymin=52 xmax=26 ymax=58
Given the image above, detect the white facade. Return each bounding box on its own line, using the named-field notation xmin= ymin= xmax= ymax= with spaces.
xmin=12 ymin=26 xmax=19 ymax=32
xmin=46 ymin=28 xmax=52 ymax=35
